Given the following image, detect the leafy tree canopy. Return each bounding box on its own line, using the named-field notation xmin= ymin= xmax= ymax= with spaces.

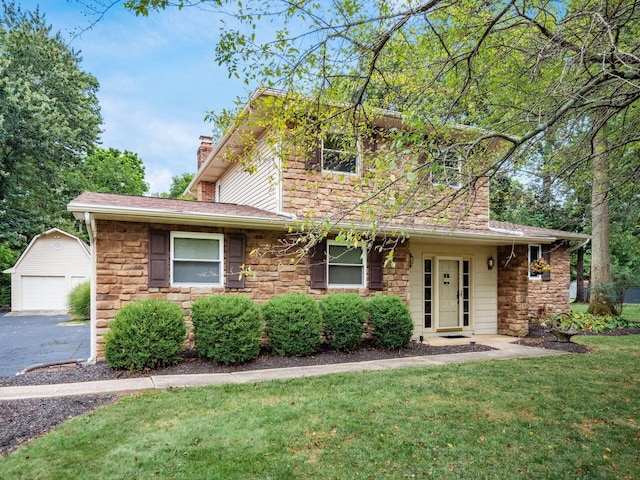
xmin=123 ymin=0 xmax=639 ymax=218
xmin=155 ymin=172 xmax=195 ymax=199
xmin=81 ymin=147 xmax=149 ymax=196
xmin=0 ymin=1 xmax=102 ymax=248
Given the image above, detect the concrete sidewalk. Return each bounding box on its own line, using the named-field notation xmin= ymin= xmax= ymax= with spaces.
xmin=0 ymin=337 xmax=567 ymax=401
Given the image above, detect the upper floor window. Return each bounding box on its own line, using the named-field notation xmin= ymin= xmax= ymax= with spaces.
xmin=327 ymin=241 xmax=365 ymax=287
xmin=431 ymin=148 xmax=462 ymax=188
xmin=171 ymin=232 xmax=224 ymax=286
xmin=322 ymin=134 xmax=359 ymax=174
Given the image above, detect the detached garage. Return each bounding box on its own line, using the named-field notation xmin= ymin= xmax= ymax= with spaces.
xmin=3 ymin=228 xmax=90 ymax=313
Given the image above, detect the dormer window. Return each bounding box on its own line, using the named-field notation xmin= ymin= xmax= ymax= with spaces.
xmin=322 ymin=134 xmax=359 ymax=174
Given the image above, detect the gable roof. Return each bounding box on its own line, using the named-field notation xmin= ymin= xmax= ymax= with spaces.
xmin=68 ymin=192 xmax=589 ymax=246
xmin=3 ymin=228 xmax=90 ymax=274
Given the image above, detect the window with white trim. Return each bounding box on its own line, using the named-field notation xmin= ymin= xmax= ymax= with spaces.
xmin=529 ymin=244 xmax=541 ymax=279
xmin=171 ymin=232 xmax=224 ymax=286
xmin=327 ymin=241 xmax=365 ymax=287
xmin=322 ymin=134 xmax=359 ymax=174
xmin=431 ymin=148 xmax=462 ymax=188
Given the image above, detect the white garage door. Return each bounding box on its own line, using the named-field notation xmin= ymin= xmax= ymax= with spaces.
xmin=21 ymin=276 xmax=66 ymax=310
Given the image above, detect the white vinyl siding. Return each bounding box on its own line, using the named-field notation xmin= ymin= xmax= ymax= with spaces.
xmin=217 ymin=135 xmax=279 ymax=212
xmin=7 ymin=231 xmax=90 ymax=312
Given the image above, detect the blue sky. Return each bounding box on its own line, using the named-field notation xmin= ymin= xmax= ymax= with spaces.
xmin=19 ymin=1 xmax=254 ymax=194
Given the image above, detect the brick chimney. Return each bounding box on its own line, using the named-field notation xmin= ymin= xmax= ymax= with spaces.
xmin=197 ymin=135 xmax=216 ymax=202
xmin=197 ymin=135 xmax=213 ymax=169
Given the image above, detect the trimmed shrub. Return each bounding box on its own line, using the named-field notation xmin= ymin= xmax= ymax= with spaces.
xmin=191 ymin=294 xmax=262 ymax=365
xmin=104 ymin=299 xmax=186 ymax=371
xmin=319 ymin=293 xmax=367 ymax=352
xmin=368 ymin=295 xmax=413 ymax=350
xmin=68 ymin=281 xmax=90 ymax=320
xmin=262 ymin=292 xmax=322 ymax=356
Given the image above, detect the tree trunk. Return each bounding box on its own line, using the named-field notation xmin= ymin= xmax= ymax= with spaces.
xmin=588 ymin=131 xmax=617 ymax=316
xmin=575 ymin=246 xmax=586 ymax=303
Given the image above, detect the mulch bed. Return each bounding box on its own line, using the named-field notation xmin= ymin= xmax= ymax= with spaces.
xmin=515 ymin=322 xmax=640 ymax=354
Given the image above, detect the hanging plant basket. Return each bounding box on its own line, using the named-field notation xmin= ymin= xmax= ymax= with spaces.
xmin=530 ymin=257 xmax=552 ymax=275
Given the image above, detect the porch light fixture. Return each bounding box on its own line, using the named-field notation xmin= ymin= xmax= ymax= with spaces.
xmin=487 ymin=257 xmax=495 ymax=270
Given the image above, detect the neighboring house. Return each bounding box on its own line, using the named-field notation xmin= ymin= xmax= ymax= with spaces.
xmin=3 ymin=228 xmax=91 ymax=313
xmin=68 ymin=89 xmax=589 ymax=361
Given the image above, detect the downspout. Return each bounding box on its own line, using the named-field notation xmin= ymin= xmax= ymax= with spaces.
xmin=569 ymin=237 xmax=591 ymax=252
xmin=84 ymin=212 xmax=98 ymax=364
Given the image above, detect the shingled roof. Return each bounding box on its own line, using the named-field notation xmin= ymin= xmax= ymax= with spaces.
xmin=70 ymin=192 xmax=589 ymax=245
xmin=69 ymin=192 xmax=294 ymax=229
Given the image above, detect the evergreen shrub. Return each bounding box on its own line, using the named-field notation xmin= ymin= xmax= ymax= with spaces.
xmin=262 ymin=292 xmax=322 ymax=356
xmin=191 ymin=294 xmax=263 ymax=365
xmin=104 ymin=299 xmax=186 ymax=371
xmin=368 ymin=295 xmax=413 ymax=349
xmin=319 ymin=293 xmax=367 ymax=351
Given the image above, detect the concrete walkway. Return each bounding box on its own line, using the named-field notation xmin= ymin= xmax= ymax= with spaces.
xmin=0 ymin=336 xmax=567 ymax=401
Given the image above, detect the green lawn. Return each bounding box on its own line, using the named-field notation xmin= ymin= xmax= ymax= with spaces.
xmin=2 ymin=336 xmax=639 ymax=479
xmin=572 ymin=302 xmax=640 ymax=322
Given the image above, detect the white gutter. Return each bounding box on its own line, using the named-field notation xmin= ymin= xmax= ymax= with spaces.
xmin=70 ymin=202 xmax=294 ymax=230
xmin=569 ymin=237 xmax=592 ymax=252
xmin=70 ymin=201 xmax=554 ymax=244
xmin=84 ymin=212 xmax=97 ymax=364
xmin=488 ymin=225 xmax=525 ymax=237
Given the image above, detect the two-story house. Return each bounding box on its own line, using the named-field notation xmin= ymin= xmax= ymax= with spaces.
xmin=69 ymin=88 xmax=589 ymax=361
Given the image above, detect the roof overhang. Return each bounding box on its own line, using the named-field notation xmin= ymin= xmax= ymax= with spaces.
xmin=69 ymin=202 xmax=293 ymax=231
xmin=69 ymin=201 xmax=579 ymax=247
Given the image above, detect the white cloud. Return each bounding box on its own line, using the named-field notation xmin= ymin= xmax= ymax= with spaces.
xmin=145 ymin=164 xmax=174 ymax=195
xmin=97 ymin=89 xmax=210 ymax=192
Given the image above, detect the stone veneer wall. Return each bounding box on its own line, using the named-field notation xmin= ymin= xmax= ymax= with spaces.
xmin=280 ymin=155 xmax=491 ymax=230
xmin=497 ymin=242 xmax=572 ymax=336
xmin=497 ymin=244 xmax=529 ymax=336
xmin=93 ymin=219 xmax=409 ymax=358
xmin=527 ymin=242 xmax=571 ymax=318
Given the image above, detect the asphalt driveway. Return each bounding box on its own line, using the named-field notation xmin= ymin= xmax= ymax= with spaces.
xmin=0 ymin=313 xmax=90 ymax=376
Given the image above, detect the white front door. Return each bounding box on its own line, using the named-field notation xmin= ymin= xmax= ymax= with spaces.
xmin=438 ymin=259 xmax=460 ymax=329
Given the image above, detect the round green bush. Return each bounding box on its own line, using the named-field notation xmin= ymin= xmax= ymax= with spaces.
xmin=368 ymin=295 xmax=414 ymax=350
xmin=104 ymin=299 xmax=187 ymax=371
xmin=68 ymin=280 xmax=90 ymax=320
xmin=191 ymin=294 xmax=263 ymax=365
xmin=262 ymin=292 xmax=322 ymax=356
xmin=319 ymin=293 xmax=367 ymax=352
